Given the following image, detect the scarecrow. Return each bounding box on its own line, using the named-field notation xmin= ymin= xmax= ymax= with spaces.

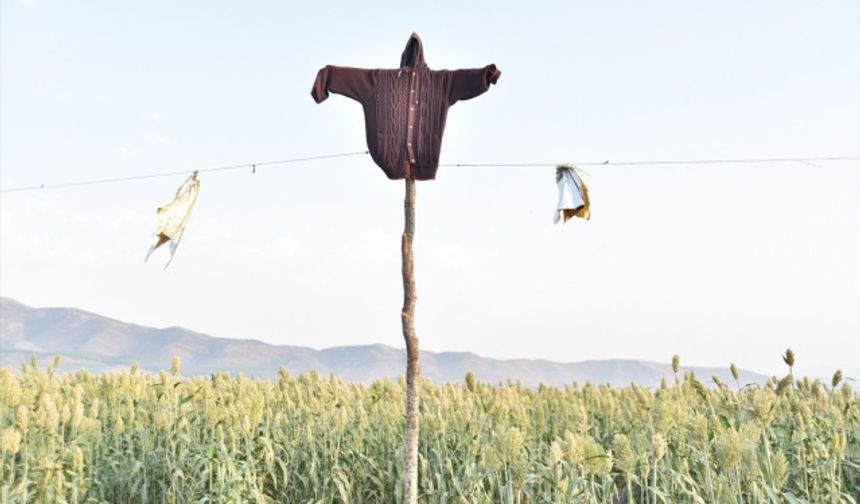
xmin=311 ymin=33 xmax=500 ymax=504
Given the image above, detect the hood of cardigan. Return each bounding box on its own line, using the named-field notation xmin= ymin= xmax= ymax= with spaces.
xmin=399 ymin=33 xmax=426 ymax=70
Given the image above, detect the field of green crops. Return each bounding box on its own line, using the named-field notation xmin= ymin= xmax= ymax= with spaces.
xmin=0 ymin=354 xmax=858 ymax=503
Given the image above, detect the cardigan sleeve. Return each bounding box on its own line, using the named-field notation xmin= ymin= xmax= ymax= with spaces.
xmin=311 ymin=65 xmax=376 ymax=103
xmin=447 ymin=64 xmax=501 ymax=104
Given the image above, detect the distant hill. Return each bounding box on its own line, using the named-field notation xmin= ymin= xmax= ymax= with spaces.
xmin=0 ymin=297 xmax=770 ymax=387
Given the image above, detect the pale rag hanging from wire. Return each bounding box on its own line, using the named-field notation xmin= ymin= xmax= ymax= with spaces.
xmin=144 ymin=171 xmax=201 ymax=269
xmin=554 ymin=165 xmax=591 ymax=225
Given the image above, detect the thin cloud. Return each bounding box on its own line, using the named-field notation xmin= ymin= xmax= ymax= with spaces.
xmin=0 ymin=208 xmax=13 ymax=239
xmin=141 ymin=111 xmax=164 ymax=122
xmin=145 ymin=132 xmax=167 ymax=145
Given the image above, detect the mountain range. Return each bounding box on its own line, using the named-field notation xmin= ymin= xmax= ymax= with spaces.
xmin=0 ymin=296 xmax=770 ymax=388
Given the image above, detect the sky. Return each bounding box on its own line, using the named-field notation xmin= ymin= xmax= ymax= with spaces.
xmin=1 ymin=1 xmax=858 ymax=379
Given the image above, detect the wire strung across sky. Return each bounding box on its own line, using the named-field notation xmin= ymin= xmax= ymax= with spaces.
xmin=0 ymin=151 xmax=371 ymax=193
xmin=1 ymin=152 xmax=857 ymax=193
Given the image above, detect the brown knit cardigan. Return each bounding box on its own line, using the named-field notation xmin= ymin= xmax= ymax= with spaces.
xmin=311 ymin=33 xmax=501 ymax=180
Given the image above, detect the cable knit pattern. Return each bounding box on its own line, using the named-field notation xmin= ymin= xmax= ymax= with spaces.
xmin=311 ymin=33 xmax=500 ymax=180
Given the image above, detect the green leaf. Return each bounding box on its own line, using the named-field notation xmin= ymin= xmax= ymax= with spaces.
xmin=783 ymin=492 xmax=809 ymax=504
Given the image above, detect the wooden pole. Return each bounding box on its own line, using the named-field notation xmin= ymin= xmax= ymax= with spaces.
xmin=401 ymin=178 xmax=420 ymax=504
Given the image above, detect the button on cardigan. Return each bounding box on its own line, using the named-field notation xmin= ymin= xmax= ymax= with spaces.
xmin=311 ymin=33 xmax=501 ymax=180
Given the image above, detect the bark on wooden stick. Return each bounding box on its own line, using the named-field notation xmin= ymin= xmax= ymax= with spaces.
xmin=401 ymin=178 xmax=420 ymax=504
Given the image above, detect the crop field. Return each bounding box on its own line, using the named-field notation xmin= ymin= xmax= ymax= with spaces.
xmin=0 ymin=355 xmax=857 ymax=503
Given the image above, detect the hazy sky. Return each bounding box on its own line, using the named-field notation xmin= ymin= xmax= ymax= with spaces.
xmin=1 ymin=1 xmax=858 ymax=378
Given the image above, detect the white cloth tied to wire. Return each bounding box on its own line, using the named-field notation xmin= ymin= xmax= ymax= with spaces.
xmin=145 ymin=172 xmax=200 ymax=268
xmin=554 ymin=164 xmax=591 ymax=224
